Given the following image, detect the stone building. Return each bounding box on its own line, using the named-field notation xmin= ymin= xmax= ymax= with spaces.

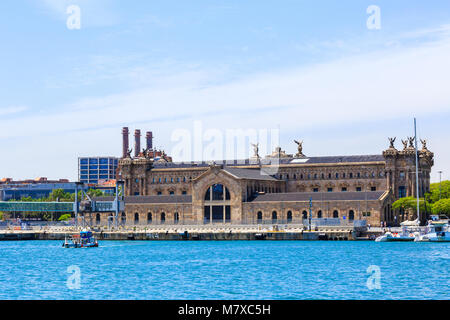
xmin=107 ymin=128 xmax=434 ymax=227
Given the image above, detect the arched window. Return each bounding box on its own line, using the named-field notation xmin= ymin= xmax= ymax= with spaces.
xmin=134 ymin=212 xmax=139 ymax=224
xmin=96 ymin=213 xmax=101 ymax=224
xmin=204 ymin=184 xmax=231 ymax=224
xmin=272 ymin=211 xmax=277 ymax=223
xmin=349 ymin=210 xmax=355 ymax=221
xmin=257 ymin=211 xmax=263 ymax=223
xmin=174 ymin=212 xmax=179 ymax=224
xmin=147 ymin=212 xmax=152 ymax=224
xmin=317 ymin=210 xmax=322 ymax=218
xmin=333 ymin=210 xmax=339 ymax=218
xmin=302 ymin=211 xmax=308 ymax=219
xmin=121 ymin=212 xmax=126 ymax=224
xmin=287 ymin=211 xmax=293 ymax=223
xmin=161 ymin=212 xmax=166 ymax=224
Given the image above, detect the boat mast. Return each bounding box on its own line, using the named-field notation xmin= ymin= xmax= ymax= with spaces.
xmin=414 ymin=118 xmax=420 ymax=224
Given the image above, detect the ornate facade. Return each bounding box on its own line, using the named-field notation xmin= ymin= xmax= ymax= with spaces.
xmin=113 ymin=129 xmax=434 ymax=227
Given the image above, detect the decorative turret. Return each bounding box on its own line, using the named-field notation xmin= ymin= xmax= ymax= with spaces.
xmin=383 ymin=136 xmax=433 ymax=199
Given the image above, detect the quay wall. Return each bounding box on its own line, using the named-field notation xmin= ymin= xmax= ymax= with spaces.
xmin=0 ymin=230 xmax=365 ymax=241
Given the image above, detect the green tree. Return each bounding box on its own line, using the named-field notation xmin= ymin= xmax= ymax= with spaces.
xmin=58 ymin=214 xmax=72 ymax=221
xmin=432 ymin=199 xmax=450 ymax=216
xmin=87 ymin=189 xmax=105 ymax=198
xmin=392 ymin=197 xmax=430 ymax=214
xmin=428 ymin=180 xmax=450 ymax=203
xmin=48 ymin=189 xmax=73 ymax=202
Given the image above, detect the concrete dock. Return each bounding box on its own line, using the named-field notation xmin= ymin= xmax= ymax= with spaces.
xmin=0 ymin=224 xmax=370 ymax=241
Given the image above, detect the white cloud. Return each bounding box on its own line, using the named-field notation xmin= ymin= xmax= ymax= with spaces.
xmin=2 ymin=24 xmax=450 ymax=180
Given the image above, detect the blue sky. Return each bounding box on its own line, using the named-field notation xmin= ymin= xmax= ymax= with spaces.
xmin=0 ymin=1 xmax=450 ymax=182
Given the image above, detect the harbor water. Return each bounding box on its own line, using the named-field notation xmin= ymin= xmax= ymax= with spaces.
xmin=0 ymin=241 xmax=448 ymax=300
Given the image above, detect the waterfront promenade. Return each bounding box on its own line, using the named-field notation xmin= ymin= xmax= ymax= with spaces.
xmin=0 ymin=223 xmax=376 ymax=241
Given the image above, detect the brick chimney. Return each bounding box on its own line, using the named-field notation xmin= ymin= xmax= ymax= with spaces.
xmin=122 ymin=127 xmax=129 ymax=158
xmin=146 ymin=131 xmax=153 ymax=150
xmin=134 ymin=129 xmax=141 ymax=157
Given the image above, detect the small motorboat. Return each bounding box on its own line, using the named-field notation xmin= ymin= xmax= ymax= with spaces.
xmin=63 ymin=230 xmax=98 ymax=248
xmin=375 ymin=225 xmax=417 ymax=242
xmin=415 ymin=215 xmax=450 ymax=242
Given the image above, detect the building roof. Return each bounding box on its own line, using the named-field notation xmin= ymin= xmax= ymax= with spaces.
xmin=223 ymin=168 xmax=279 ymax=181
xmin=296 ymin=155 xmax=384 ymax=164
xmin=251 ymin=191 xmax=385 ymax=202
xmin=94 ymin=195 xmax=192 ymax=204
xmin=151 ymin=155 xmax=385 ymax=169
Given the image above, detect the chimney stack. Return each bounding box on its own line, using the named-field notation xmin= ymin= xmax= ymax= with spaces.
xmin=146 ymin=131 xmax=153 ymax=150
xmin=122 ymin=127 xmax=129 ymax=158
xmin=134 ymin=129 xmax=141 ymax=157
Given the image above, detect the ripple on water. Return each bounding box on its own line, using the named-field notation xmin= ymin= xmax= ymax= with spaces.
xmin=0 ymin=241 xmax=448 ymax=300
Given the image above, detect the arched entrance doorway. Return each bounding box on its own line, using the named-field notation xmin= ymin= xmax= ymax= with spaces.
xmin=204 ymin=184 xmax=231 ymax=224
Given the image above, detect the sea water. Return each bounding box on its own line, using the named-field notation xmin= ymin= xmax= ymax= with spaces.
xmin=0 ymin=241 xmax=448 ymax=300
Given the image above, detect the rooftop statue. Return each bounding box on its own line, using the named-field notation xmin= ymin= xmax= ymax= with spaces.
xmin=251 ymin=143 xmax=260 ymax=159
xmin=294 ymin=140 xmax=304 ymax=157
xmin=408 ymin=136 xmax=415 ymax=148
xmin=401 ymin=139 xmax=408 ymax=150
xmin=126 ymin=148 xmax=133 ymax=158
xmin=420 ymin=139 xmax=428 ymax=150
xmin=388 ymin=137 xmax=396 ymax=149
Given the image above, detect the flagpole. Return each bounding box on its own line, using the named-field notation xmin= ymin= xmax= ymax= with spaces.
xmin=414 ymin=118 xmax=420 ymax=224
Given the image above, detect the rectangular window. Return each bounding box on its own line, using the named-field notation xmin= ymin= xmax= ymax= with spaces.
xmin=80 ymin=159 xmax=88 ymax=165
xmin=371 ymin=187 xmax=377 ymax=191
xmin=399 ymin=186 xmax=406 ymax=198
xmin=341 ymin=187 xmax=347 ymax=192
xmin=356 ymin=187 xmax=362 ymax=192
xmin=225 ymin=206 xmax=231 ymax=222
xmin=313 ymin=188 xmax=319 ymax=192
xmin=328 ymin=188 xmax=333 ymax=192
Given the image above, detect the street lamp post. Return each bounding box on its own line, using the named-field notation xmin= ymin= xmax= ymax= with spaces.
xmin=309 ymin=197 xmax=312 ymax=231
xmin=438 ymin=171 xmax=443 ymax=201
